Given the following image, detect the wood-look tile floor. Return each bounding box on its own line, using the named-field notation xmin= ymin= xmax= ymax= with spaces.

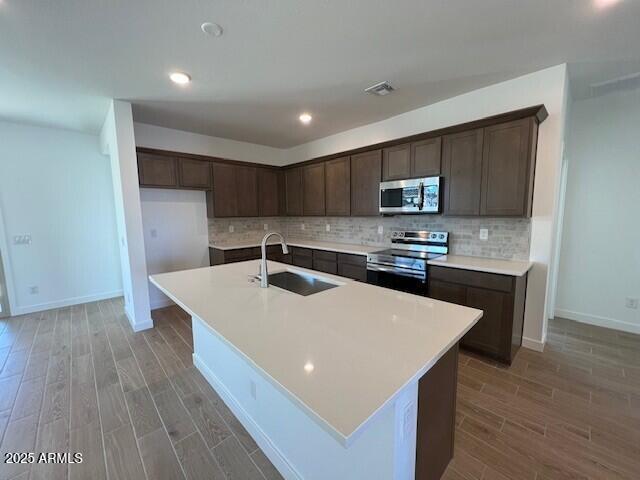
xmin=0 ymin=298 xmax=282 ymax=480
xmin=0 ymin=299 xmax=638 ymax=480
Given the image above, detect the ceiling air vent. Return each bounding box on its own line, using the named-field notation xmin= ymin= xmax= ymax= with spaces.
xmin=590 ymin=72 xmax=640 ymax=98
xmin=365 ymin=81 xmax=395 ymax=96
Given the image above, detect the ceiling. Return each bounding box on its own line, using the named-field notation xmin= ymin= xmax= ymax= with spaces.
xmin=1 ymin=0 xmax=639 ymax=148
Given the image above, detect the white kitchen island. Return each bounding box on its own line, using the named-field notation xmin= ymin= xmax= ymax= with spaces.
xmin=150 ymin=261 xmax=481 ymax=480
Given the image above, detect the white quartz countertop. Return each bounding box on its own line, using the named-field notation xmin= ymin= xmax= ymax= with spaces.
xmin=427 ymin=254 xmax=533 ymax=277
xmin=150 ymin=261 xmax=481 ymax=445
xmin=209 ymin=238 xmax=378 ymax=256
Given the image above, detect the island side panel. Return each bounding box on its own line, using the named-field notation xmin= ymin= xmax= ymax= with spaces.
xmin=191 ymin=315 xmax=403 ymax=480
xmin=415 ymin=343 xmax=459 ymax=480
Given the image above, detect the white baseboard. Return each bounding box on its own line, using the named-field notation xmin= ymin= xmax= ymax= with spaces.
xmin=193 ymin=354 xmax=302 ymax=480
xmin=554 ymin=308 xmax=640 ymax=335
xmin=522 ymin=336 xmax=545 ymax=352
xmin=123 ymin=308 xmax=154 ymax=332
xmin=12 ymin=290 xmax=123 ymax=316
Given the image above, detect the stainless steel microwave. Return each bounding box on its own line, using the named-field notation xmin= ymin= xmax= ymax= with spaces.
xmin=379 ymin=176 xmax=441 ymax=214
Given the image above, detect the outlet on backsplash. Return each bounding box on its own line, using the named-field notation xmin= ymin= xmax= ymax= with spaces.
xmin=228 ymin=225 xmax=234 ymax=233
xmin=479 ymin=228 xmax=489 ymax=241
xmin=325 ymin=224 xmax=331 ymax=232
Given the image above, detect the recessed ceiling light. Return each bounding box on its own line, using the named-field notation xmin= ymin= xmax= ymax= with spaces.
xmin=169 ymin=72 xmax=191 ymax=85
xmin=594 ymin=0 xmax=621 ymax=9
xmin=304 ymin=362 xmax=314 ymax=373
xmin=201 ymin=22 xmax=224 ymax=37
xmin=299 ymin=113 xmax=312 ymax=124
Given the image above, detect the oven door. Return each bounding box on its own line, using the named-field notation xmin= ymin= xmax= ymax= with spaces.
xmin=366 ymin=264 xmax=428 ymax=296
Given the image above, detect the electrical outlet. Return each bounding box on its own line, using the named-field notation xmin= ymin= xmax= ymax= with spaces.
xmin=479 ymin=228 xmax=489 ymax=241
xmin=250 ymin=380 xmax=257 ymax=400
xmin=325 ymin=224 xmax=331 ymax=232
xmin=29 ymin=286 xmax=39 ymax=295
xmin=377 ymin=225 xmax=384 ymax=235
xmin=301 ymin=223 xmax=305 ymax=231
xmin=228 ymin=225 xmax=234 ymax=233
xmin=263 ymin=223 xmax=268 ymax=231
xmin=626 ymin=297 xmax=639 ymax=309
xmin=150 ymin=228 xmax=158 ymax=239
xmin=13 ymin=235 xmax=32 ymax=245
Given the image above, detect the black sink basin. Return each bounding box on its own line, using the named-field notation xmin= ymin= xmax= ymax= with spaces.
xmin=268 ymin=271 xmax=339 ymax=296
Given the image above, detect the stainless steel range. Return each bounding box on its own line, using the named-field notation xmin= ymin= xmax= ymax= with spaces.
xmin=366 ymin=230 xmax=448 ymax=295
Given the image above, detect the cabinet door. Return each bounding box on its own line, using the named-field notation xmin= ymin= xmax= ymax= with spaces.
xmin=277 ymin=170 xmax=287 ymax=216
xmin=480 ymin=118 xmax=532 ymax=216
xmin=442 ymin=129 xmax=483 ymax=215
xmin=285 ymin=167 xmax=303 ymax=216
xmin=236 ymin=166 xmax=259 ymax=217
xmin=382 ymin=144 xmax=411 ymax=181
xmin=351 ymin=150 xmax=382 ymax=216
xmin=325 ymin=156 xmax=350 ymax=216
xmin=428 ymin=280 xmax=466 ymax=305
xmin=178 ymin=158 xmax=211 ymax=189
xmin=138 ymin=153 xmax=178 ymax=187
xmin=302 ymin=163 xmax=326 ymax=216
xmin=411 ymin=137 xmax=441 ymax=177
xmin=257 ymin=168 xmax=280 ymax=217
xmin=211 ymin=163 xmax=238 ymax=217
xmin=463 ymin=286 xmax=513 ymax=359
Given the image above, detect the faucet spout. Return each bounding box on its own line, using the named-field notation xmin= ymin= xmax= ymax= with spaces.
xmin=260 ymin=232 xmax=288 ymax=288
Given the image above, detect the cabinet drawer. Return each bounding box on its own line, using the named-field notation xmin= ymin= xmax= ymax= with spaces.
xmin=313 ymin=249 xmax=337 ymax=262
xmin=292 ymin=254 xmax=313 ymax=269
xmin=429 ymin=266 xmax=513 ymax=293
xmin=224 ymin=247 xmax=260 ymax=263
xmin=313 ymin=259 xmax=338 ymax=275
xmin=338 ymin=263 xmax=367 ymax=282
xmin=291 ymin=247 xmax=312 ymax=258
xmin=337 ymin=253 xmax=366 ymax=267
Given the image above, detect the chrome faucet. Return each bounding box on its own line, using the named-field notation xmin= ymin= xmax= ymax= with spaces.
xmin=259 ymin=232 xmax=288 ymax=288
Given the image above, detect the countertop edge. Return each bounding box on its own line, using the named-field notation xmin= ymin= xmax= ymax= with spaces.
xmin=149 ymin=266 xmax=481 ymax=447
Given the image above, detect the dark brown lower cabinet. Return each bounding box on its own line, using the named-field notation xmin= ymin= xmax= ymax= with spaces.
xmin=415 ymin=343 xmax=459 ymax=480
xmin=209 ymin=246 xmax=368 ymax=282
xmin=291 ymin=247 xmax=313 ymax=269
xmin=428 ymin=266 xmax=527 ymax=364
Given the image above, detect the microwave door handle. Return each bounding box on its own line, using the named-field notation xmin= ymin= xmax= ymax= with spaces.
xmin=418 ymin=182 xmax=424 ymax=210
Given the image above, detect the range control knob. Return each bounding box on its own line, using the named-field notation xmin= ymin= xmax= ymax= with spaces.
xmin=439 ymin=234 xmax=445 ymax=239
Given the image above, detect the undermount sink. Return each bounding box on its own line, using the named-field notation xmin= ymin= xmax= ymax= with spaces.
xmin=268 ymin=270 xmax=339 ymax=296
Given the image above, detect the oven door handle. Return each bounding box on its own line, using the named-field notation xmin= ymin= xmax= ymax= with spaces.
xmin=367 ymin=264 xmax=426 ymax=280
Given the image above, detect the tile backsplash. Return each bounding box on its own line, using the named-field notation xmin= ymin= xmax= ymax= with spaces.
xmin=209 ymin=216 xmax=531 ymax=260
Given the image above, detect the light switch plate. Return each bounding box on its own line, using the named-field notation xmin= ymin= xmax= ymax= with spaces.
xmin=263 ymin=223 xmax=268 ymax=231
xmin=228 ymin=225 xmax=234 ymax=233
xmin=377 ymin=225 xmax=384 ymax=235
xmin=479 ymin=228 xmax=489 ymax=241
xmin=301 ymin=223 xmax=305 ymax=231
xmin=325 ymin=224 xmax=331 ymax=232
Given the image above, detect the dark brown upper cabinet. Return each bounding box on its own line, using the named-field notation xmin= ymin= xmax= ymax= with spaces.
xmin=257 ymin=168 xmax=280 ymax=217
xmin=411 ymin=137 xmax=442 ymax=177
xmin=138 ymin=152 xmax=178 ymax=188
xmin=302 ymin=163 xmax=326 ymax=216
xmin=351 ymin=149 xmax=382 ymax=216
xmin=277 ymin=170 xmax=287 ymax=216
xmin=480 ymin=118 xmax=536 ymax=217
xmin=235 ymin=166 xmax=259 ymax=217
xmin=382 ymin=144 xmax=411 ymax=181
xmin=442 ymin=129 xmax=484 ymax=216
xmin=178 ymin=158 xmax=212 ymax=189
xmin=211 ymin=163 xmax=238 ymax=217
xmin=285 ymin=167 xmax=303 ymax=216
xmin=325 ymin=156 xmax=351 ymax=216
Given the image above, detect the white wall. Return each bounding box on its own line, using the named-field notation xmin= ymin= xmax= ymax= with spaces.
xmin=289 ymin=65 xmax=570 ymax=349
xmin=0 ymin=120 xmax=122 ymax=314
xmin=140 ymin=189 xmax=209 ymax=310
xmin=134 ymin=122 xmax=287 ymax=166
xmin=555 ymin=88 xmax=640 ymax=333
xmin=100 ymin=101 xmax=152 ymax=331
